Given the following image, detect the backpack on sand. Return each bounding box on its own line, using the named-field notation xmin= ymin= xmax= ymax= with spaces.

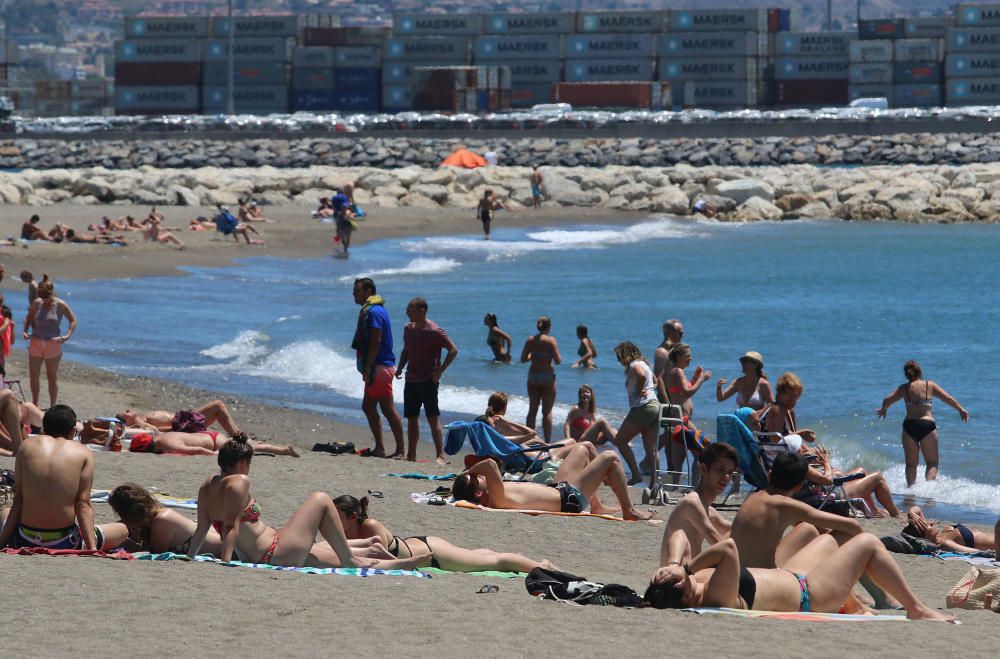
xmin=525 ymin=567 xmax=643 ymax=608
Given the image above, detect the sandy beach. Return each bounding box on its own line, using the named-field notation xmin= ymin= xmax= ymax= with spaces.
xmin=0 ymin=202 xmax=995 ymax=657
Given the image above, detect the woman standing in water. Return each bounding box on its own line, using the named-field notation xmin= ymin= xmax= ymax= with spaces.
xmin=520 ymin=316 xmax=561 ymax=441
xmin=483 ymin=313 xmax=512 ymax=363
xmin=876 ymin=360 xmax=968 ymax=486
xmin=572 ymin=325 xmax=597 ymax=369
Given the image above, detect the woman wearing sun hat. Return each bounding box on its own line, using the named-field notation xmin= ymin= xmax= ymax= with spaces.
xmin=716 ymin=351 xmax=773 ymax=412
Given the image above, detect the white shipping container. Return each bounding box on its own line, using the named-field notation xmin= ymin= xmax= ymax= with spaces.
xmin=383 ymin=37 xmax=470 ymax=62
xmin=848 ymin=40 xmax=893 ymax=63
xmin=957 ymin=4 xmax=1000 ymax=28
xmin=848 ymin=62 xmax=893 ymax=84
xmin=894 ymin=39 xmax=942 ymax=62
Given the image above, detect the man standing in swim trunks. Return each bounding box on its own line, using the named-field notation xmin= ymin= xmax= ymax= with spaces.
xmin=351 ymin=278 xmax=405 ymax=458
xmin=653 ymin=319 xmax=684 ymax=382
xmin=0 ymin=405 xmax=125 ymax=551
xmin=530 ymin=166 xmax=543 ymax=209
xmin=396 ymin=297 xmax=458 ymax=464
xmin=332 ymin=188 xmax=354 ymax=255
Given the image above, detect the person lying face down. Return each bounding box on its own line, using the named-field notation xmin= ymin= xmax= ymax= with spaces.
xmin=643 ymin=529 xmax=954 ymax=622
xmin=123 ymin=430 xmax=299 ymax=458
xmin=451 ymin=446 xmax=653 ymax=521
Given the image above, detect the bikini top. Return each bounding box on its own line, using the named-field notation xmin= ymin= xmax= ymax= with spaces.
xmin=571 ymin=414 xmax=593 ymax=432
xmin=760 ymin=405 xmax=794 ymax=436
xmin=904 ymin=381 xmax=933 ymax=408
xmin=211 ymin=498 xmax=261 ymax=533
xmin=736 ymin=385 xmax=764 ymax=410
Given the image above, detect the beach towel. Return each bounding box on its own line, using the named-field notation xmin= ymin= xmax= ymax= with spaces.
xmin=386 ymin=473 xmax=457 ymax=481
xmin=937 ymin=552 xmax=999 ymax=566
xmin=91 ymin=489 xmax=198 ymax=510
xmin=444 ymin=496 xmax=660 ymax=523
xmin=422 ymin=567 xmax=524 ymax=579
xmin=682 ymin=607 xmax=908 ymax=622
xmin=2 ymin=547 xmax=134 ymax=560
xmin=134 ymin=552 xmax=430 ymax=577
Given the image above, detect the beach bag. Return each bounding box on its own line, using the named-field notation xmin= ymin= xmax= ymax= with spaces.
xmin=946 ymin=566 xmax=1000 ymax=612
xmin=171 ymin=410 xmax=207 ymax=433
xmin=525 ymin=568 xmax=642 ymax=607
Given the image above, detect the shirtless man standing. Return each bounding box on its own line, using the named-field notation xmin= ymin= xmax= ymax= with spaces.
xmin=452 ymin=445 xmax=653 ymax=521
xmin=660 ymin=443 xmax=737 ymax=561
xmin=652 ymin=319 xmax=684 ymax=383
xmin=0 ymin=405 xmax=127 ymax=550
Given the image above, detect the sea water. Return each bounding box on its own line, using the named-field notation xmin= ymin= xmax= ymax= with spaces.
xmin=28 ymin=218 xmax=1000 ymax=522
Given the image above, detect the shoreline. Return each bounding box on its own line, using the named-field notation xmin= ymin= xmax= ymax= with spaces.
xmin=2 ymin=203 xmax=998 ymax=654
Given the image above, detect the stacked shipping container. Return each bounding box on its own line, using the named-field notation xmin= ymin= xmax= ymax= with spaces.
xmin=383 ymin=14 xmax=476 ymax=111
xmin=476 ymin=13 xmax=570 ymax=108
xmin=946 ymin=4 xmax=1000 ymax=106
xmin=851 ymin=17 xmax=947 ymax=108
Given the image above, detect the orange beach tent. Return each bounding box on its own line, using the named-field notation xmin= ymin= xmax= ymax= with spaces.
xmin=440 ymin=148 xmax=487 ymax=168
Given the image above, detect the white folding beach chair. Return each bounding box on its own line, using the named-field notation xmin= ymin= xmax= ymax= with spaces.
xmin=641 ymin=403 xmax=691 ymax=506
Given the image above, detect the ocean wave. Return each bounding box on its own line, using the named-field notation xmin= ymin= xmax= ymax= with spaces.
xmin=400 ymin=218 xmax=711 ymax=261
xmin=339 ymin=257 xmax=461 ymax=283
xmin=199 ymin=330 xmax=271 ymax=363
xmin=882 ymin=464 xmax=1000 ymax=514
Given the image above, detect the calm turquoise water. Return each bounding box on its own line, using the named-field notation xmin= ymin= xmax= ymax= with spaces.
xmin=24 ymin=217 xmax=1000 ymax=522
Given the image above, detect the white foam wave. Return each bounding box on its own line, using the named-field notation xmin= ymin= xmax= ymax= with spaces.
xmin=401 ymin=218 xmax=711 ymax=261
xmin=882 ymin=464 xmax=1000 ymax=514
xmin=339 ymin=257 xmax=461 ymax=283
xmin=199 ymin=330 xmax=271 ymax=363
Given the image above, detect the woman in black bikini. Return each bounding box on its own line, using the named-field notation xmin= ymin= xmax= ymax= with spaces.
xmin=876 ymin=360 xmax=968 ymax=486
xmin=646 ymin=530 xmax=953 ymax=621
xmin=483 ymin=313 xmax=512 ymax=363
xmin=333 ymin=494 xmax=555 ymax=573
xmin=903 ymin=506 xmax=995 ymax=554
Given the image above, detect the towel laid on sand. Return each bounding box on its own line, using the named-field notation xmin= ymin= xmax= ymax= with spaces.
xmin=683 ymin=607 xmax=908 ymax=622
xmin=92 ymin=489 xmax=198 ymax=510
xmin=386 ymin=473 xmax=457 ymax=481
xmin=449 ymin=497 xmax=657 ymax=523
xmin=937 ymin=552 xmax=999 ymax=567
xmin=422 ymin=567 xmax=524 ymax=579
xmin=2 ymin=547 xmax=134 ymax=560
xmin=135 ymin=552 xmax=430 ymax=577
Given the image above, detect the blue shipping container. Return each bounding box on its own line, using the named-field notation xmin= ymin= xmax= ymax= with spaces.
xmin=893 ymin=84 xmax=942 ymax=107
xmin=565 ymin=33 xmax=655 ymax=59
xmin=334 ymin=90 xmax=381 ymax=113
xmin=382 ymin=85 xmax=412 ymax=110
xmin=565 ymin=59 xmax=654 ymax=82
xmin=334 ymin=68 xmax=381 ymax=91
xmin=474 ymin=36 xmax=563 ymax=60
xmin=292 ymin=89 xmax=336 ymax=111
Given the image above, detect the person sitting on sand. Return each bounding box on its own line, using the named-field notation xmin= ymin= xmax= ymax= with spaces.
xmin=0 ymin=389 xmax=39 ymax=456
xmin=646 ymin=530 xmax=953 ymax=621
xmin=661 ymin=443 xmax=738 ymax=556
xmin=109 ymin=483 xmax=391 ymax=560
xmin=246 ymin=201 xmax=271 ymax=222
xmin=215 ymin=204 xmax=262 ymax=244
xmin=483 ymin=313 xmax=512 ymax=363
xmin=47 ymin=223 xmax=71 ymax=243
xmin=118 ymin=399 xmax=243 ymax=436
xmin=187 ymin=434 xmax=425 ymax=568
xmin=189 ymin=216 xmax=215 ymax=231
xmin=0 ymin=405 xmax=129 ymax=551
xmin=563 ymin=385 xmax=616 ymax=447
xmin=315 ymin=197 xmax=334 ymax=219
xmin=335 ymin=494 xmax=556 ymax=573
xmin=124 ymin=429 xmax=299 ymax=457
xmin=20 ymin=215 xmax=48 ymax=241
xmin=760 ymin=372 xmax=817 ymax=442
xmin=452 ymin=444 xmax=654 ymax=521
xmin=900 ymin=506 xmax=996 ymax=554
xmin=88 ymin=217 xmax=128 ymax=234
xmin=141 ymin=211 xmax=185 ymax=248
xmin=124 ymin=216 xmax=143 ymax=231
xmin=477 ymin=391 xmax=595 ymax=459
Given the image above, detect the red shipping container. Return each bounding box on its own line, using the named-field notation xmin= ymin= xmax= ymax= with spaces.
xmin=115 ymin=62 xmax=202 ymax=87
xmin=773 ymin=79 xmax=848 ymax=106
xmin=551 ymin=82 xmax=653 ymax=109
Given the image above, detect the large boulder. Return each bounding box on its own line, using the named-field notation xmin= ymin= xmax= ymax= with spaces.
xmin=168 ymin=184 xmax=200 ymax=207
xmin=940 ymin=187 xmax=986 ymax=210
xmin=784 ymin=201 xmax=832 ymax=220
xmin=710 ymin=178 xmax=775 ymax=204
xmin=398 ymin=193 xmax=441 ymax=208
xmin=648 ymin=185 xmax=690 ymax=215
xmin=543 ymin=175 xmax=604 ymax=206
xmin=409 ymin=183 xmax=449 ymax=204
xmin=923 ymin=196 xmax=975 ymax=222
xmin=733 ymin=196 xmax=782 ymax=221
xmin=971 ymin=199 xmax=1000 ymax=221
xmin=775 ymin=192 xmax=817 ymax=212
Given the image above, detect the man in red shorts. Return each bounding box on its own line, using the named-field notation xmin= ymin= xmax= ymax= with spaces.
xmin=351 ymin=278 xmax=404 ymax=458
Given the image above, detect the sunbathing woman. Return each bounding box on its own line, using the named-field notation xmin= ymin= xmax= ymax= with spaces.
xmin=334 ymin=494 xmax=556 ymax=573
xmin=188 ymin=435 xmax=426 ymax=568
xmin=125 ymin=429 xmax=299 ymax=457
xmin=109 ymin=483 xmax=391 ymax=559
xmin=876 ymin=360 xmax=968 ymax=486
xmin=483 ymin=313 xmax=512 ymax=363
xmin=716 ymin=351 xmax=773 ymax=412
xmin=452 ymin=444 xmax=653 ymax=521
xmin=901 ymin=506 xmax=995 ymax=554
xmin=142 ymin=212 xmax=185 ymax=248
xmin=119 ymin=400 xmax=242 ymax=435
xmin=563 ymin=385 xmax=617 ymax=446
xmin=646 ymin=529 xmax=953 ymax=621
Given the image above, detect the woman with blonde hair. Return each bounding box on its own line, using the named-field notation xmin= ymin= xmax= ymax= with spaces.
xmin=611 ymin=341 xmax=666 ymax=485
xmin=876 ymin=360 xmax=968 ymax=486
xmin=520 ymin=316 xmax=561 ymax=441
xmin=563 ymin=385 xmax=616 ymax=446
xmin=760 ymin=372 xmax=816 ymax=443
xmin=22 ymin=274 xmax=77 ymax=407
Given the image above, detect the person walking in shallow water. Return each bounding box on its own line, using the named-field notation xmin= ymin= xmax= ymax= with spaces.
xmin=876 ymin=359 xmax=968 ymax=486
xmin=351 ymin=278 xmax=405 ymax=458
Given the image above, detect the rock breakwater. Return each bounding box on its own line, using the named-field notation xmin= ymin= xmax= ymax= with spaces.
xmin=7 ymin=163 xmax=1000 ymax=223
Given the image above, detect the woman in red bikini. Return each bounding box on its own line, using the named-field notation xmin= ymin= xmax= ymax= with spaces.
xmin=188 ymin=434 xmax=428 ymax=568
xmin=562 ymin=385 xmax=617 ymax=446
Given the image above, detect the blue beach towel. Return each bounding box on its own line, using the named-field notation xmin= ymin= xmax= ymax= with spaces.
xmin=716 ymin=414 xmax=770 ymax=491
xmin=385 ymin=473 xmax=458 ymax=481
xmin=135 ymin=552 xmax=431 ymax=577
xmin=445 ymin=421 xmax=538 ymax=471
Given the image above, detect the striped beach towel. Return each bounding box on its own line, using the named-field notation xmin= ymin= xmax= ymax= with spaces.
xmin=683 ymin=607 xmax=908 ymax=622
xmin=135 ymin=552 xmax=430 ymax=577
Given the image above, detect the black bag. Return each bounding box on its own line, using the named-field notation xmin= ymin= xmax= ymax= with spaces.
xmin=525 ymin=567 xmax=643 ymax=607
